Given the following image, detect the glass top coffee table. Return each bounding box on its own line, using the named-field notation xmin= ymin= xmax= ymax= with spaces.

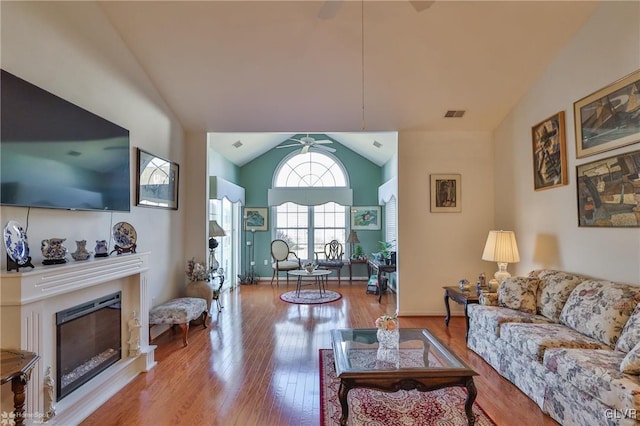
xmin=330 ymin=328 xmax=478 ymax=426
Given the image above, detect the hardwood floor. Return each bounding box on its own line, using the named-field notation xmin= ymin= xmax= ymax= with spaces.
xmin=81 ymin=282 xmax=558 ymax=426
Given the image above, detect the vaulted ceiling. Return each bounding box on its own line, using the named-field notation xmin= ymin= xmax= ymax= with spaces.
xmin=99 ymin=1 xmax=598 ymax=166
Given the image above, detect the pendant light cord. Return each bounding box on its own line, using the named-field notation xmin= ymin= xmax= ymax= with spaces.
xmin=361 ymin=0 xmax=365 ymax=130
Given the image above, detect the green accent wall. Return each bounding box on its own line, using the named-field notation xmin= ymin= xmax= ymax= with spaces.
xmin=239 ymin=134 xmax=384 ymax=278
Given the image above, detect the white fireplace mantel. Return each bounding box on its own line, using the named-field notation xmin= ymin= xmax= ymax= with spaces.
xmin=0 ymin=252 xmax=156 ymax=425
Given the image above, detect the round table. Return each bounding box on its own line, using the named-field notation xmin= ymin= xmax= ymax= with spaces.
xmin=288 ymin=269 xmax=332 ymax=297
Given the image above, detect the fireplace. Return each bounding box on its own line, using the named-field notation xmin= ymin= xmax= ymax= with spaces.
xmin=0 ymin=252 xmax=156 ymax=424
xmin=56 ymin=292 xmax=122 ymax=400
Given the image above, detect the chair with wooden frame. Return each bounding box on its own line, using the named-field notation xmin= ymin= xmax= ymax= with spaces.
xmin=270 ymin=239 xmax=301 ymax=286
xmin=315 ymin=239 xmax=345 ymax=286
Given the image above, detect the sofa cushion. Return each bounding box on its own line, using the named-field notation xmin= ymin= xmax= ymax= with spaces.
xmin=544 ymin=348 xmax=640 ymax=413
xmin=621 ymin=342 xmax=640 ymax=374
xmin=468 ymin=304 xmax=554 ymax=337
xmin=559 ymin=280 xmax=640 ymax=347
xmin=497 ymin=277 xmax=540 ymax=314
xmin=530 ymin=270 xmax=586 ymax=322
xmin=617 ymin=303 xmax=640 ymax=353
xmin=500 ymin=323 xmax=609 ymax=362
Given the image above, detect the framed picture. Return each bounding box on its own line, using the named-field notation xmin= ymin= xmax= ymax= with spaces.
xmin=136 ymin=148 xmax=179 ymax=210
xmin=531 ymin=111 xmax=568 ymax=191
xmin=430 ymin=174 xmax=461 ymax=212
xmin=574 ymin=70 xmax=640 ymax=158
xmin=244 ymin=207 xmax=268 ymax=231
xmin=576 ymin=149 xmax=640 ymax=227
xmin=351 ymin=206 xmax=381 ymax=230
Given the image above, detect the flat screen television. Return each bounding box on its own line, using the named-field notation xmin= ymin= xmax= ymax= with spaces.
xmin=1 ymin=69 xmax=130 ymax=212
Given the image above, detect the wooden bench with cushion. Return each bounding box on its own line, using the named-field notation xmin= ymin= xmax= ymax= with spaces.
xmin=149 ymin=297 xmax=208 ymax=346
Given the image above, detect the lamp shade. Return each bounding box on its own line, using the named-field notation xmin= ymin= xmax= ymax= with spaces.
xmin=209 ymin=220 xmax=226 ymax=238
xmin=346 ymin=230 xmax=360 ymax=244
xmin=482 ymin=230 xmax=520 ymax=263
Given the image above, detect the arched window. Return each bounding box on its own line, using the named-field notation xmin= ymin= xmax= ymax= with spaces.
xmin=274 ymin=151 xmax=347 ymax=188
xmin=272 ymin=151 xmax=349 ymax=260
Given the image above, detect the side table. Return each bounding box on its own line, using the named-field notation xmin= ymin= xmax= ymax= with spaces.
xmin=443 ymin=286 xmax=479 ymax=341
xmin=348 ymin=258 xmax=368 ymax=282
xmin=1 ymin=349 xmax=39 ymax=426
xmin=368 ymin=259 xmax=396 ymax=303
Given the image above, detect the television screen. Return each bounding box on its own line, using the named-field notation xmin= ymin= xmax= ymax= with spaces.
xmin=1 ymin=69 xmax=130 ymax=212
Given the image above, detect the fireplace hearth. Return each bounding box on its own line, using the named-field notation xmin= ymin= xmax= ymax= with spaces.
xmin=56 ymin=292 xmax=122 ymax=400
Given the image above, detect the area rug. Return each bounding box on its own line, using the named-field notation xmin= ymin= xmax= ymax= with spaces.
xmin=319 ymin=349 xmax=497 ymax=426
xmin=280 ymin=289 xmax=342 ymax=305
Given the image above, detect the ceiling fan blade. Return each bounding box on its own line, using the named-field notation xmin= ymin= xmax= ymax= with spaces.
xmin=314 ymin=145 xmax=336 ymax=153
xmin=277 ymin=143 xmax=301 ymax=148
xmin=317 ymin=1 xmax=343 ymax=20
xmin=313 ymin=140 xmax=332 ymax=145
xmin=301 ymin=145 xmax=311 ymax=154
xmin=287 ymin=138 xmax=305 ymax=144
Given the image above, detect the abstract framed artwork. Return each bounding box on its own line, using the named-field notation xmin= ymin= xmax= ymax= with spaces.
xmin=136 ymin=148 xmax=179 ymax=210
xmin=531 ymin=111 xmax=568 ymax=191
xmin=244 ymin=207 xmax=268 ymax=231
xmin=430 ymin=174 xmax=461 ymax=212
xmin=574 ymin=70 xmax=640 ymax=158
xmin=576 ymin=149 xmax=640 ymax=227
xmin=351 ymin=206 xmax=381 ymax=230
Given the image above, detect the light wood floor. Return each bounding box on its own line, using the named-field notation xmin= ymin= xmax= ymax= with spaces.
xmin=81 ymin=281 xmax=558 ymax=426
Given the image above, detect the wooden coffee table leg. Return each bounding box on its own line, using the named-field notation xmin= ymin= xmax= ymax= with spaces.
xmin=338 ymin=380 xmax=351 ymax=426
xmin=464 ymin=377 xmax=477 ymax=426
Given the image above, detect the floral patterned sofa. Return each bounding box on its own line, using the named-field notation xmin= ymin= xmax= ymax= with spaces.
xmin=467 ymin=269 xmax=640 ymax=425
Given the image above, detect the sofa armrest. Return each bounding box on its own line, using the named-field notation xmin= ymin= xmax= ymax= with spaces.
xmin=479 ymin=291 xmax=499 ymax=306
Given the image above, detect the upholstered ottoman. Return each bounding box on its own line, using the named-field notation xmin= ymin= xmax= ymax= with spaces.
xmin=149 ymin=297 xmax=208 ymax=346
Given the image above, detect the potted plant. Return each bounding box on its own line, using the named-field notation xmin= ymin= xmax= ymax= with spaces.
xmin=378 ymin=240 xmax=395 ymax=265
xmin=352 ymin=244 xmax=365 ymax=259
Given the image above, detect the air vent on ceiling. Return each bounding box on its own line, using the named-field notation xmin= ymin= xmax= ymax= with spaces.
xmin=232 ymin=140 xmax=243 ymax=148
xmin=373 ymin=140 xmax=383 ymax=148
xmin=444 ymin=110 xmax=466 ymax=118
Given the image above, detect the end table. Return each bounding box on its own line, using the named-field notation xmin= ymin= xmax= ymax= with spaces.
xmin=443 ymin=286 xmax=479 ymax=341
xmin=1 ymin=349 xmax=39 ymax=426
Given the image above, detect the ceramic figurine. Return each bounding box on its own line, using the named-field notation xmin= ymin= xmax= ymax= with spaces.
xmin=41 ymin=238 xmax=68 ymax=264
xmin=95 ymin=240 xmax=109 ymax=258
xmin=71 ymin=240 xmax=90 ymax=261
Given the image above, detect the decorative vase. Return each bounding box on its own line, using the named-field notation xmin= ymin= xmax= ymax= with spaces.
xmin=41 ymin=237 xmax=68 ymax=264
xmin=377 ymin=327 xmax=400 ymax=349
xmin=376 ymin=327 xmax=400 ymax=364
xmin=71 ymin=240 xmax=91 ymax=261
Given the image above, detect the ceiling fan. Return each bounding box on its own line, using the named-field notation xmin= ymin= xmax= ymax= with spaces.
xmin=276 ymin=134 xmax=336 ymax=154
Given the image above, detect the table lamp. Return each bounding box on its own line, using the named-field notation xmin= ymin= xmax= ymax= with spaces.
xmin=209 ymin=220 xmax=226 ymax=271
xmin=347 ymin=230 xmax=360 ymax=258
xmin=482 ymin=230 xmax=520 ymax=291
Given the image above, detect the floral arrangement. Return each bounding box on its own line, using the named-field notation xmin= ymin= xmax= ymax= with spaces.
xmin=375 ymin=313 xmax=398 ymax=331
xmin=185 ymin=258 xmax=209 ymax=282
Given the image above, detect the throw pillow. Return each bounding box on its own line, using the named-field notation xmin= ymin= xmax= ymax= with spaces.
xmin=620 ymin=341 xmax=640 ymax=374
xmin=560 ymin=280 xmax=640 ymax=347
xmin=617 ymin=303 xmax=640 ymax=353
xmin=498 ymin=277 xmax=540 ymax=314
xmin=535 ymin=271 xmax=586 ymax=322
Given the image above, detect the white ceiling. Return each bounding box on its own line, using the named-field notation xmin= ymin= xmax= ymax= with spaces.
xmin=99 ymin=0 xmax=598 ymax=166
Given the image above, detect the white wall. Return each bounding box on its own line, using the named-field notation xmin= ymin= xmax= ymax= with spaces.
xmin=494 ymin=1 xmax=640 ymax=284
xmin=398 ymin=131 xmax=495 ymax=315
xmin=0 ymin=2 xmax=186 ymax=307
